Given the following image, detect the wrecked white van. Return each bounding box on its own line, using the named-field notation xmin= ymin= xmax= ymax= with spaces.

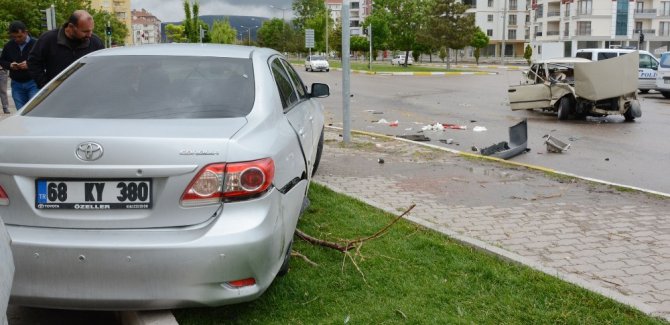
xmin=508 ymin=52 xmax=641 ymax=121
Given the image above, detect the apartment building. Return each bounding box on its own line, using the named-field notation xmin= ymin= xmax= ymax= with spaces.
xmin=532 ymin=0 xmax=670 ymax=57
xmin=131 ymin=9 xmax=161 ymax=45
xmin=326 ymin=0 xmax=373 ymax=35
xmin=468 ymin=0 xmax=530 ymax=58
xmin=90 ymin=0 xmax=132 ymax=45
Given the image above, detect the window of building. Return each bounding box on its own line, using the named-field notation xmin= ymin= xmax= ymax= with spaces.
xmin=616 ymin=0 xmax=629 ymax=35
xmin=635 ymin=21 xmax=643 ymax=32
xmin=488 ymin=0 xmax=494 ymax=7
xmin=537 ymin=4 xmax=544 ymax=18
xmin=525 ymin=14 xmax=530 ymax=23
xmin=351 ymin=1 xmax=359 ymax=9
xmin=487 ymin=29 xmax=493 ymax=37
xmin=564 ymin=22 xmax=569 ymax=36
xmin=662 ymin=2 xmax=670 ymax=16
xmin=508 ymin=29 xmax=517 ymax=40
xmin=564 ymin=3 xmax=571 ymax=17
xmin=578 ymin=0 xmax=592 ymax=15
xmin=509 ymin=14 xmax=517 ymax=25
xmin=488 ymin=14 xmax=493 ymax=22
xmin=661 ymin=21 xmax=670 ymax=36
xmin=510 ymin=0 xmax=518 ymax=10
xmin=636 ymin=1 xmax=644 ymax=12
xmin=577 ymin=21 xmax=591 ymax=35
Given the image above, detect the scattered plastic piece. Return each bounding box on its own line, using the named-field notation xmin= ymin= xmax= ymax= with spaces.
xmin=378 ymin=158 xmax=385 ymax=164
xmin=473 ymin=126 xmax=487 ymax=132
xmin=479 ymin=119 xmax=528 ymax=159
xmin=376 ymin=118 xmax=389 ymax=124
xmin=442 ymin=123 xmax=467 ymax=130
xmin=422 ymin=123 xmax=445 ymax=131
xmin=543 ymin=134 xmax=571 ymax=153
xmin=404 ymin=128 xmax=412 ymax=131
xmin=396 ymin=134 xmax=430 ymax=142
xmin=389 ymin=120 xmax=399 ymax=127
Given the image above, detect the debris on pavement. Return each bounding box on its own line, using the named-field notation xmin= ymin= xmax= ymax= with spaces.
xmin=471 ymin=146 xmax=478 ymax=151
xmin=442 ymin=123 xmax=467 ymax=130
xmin=422 ymin=123 xmax=444 ymax=131
xmin=479 ymin=119 xmax=528 ymax=159
xmin=389 ymin=120 xmax=399 ymax=127
xmin=404 ymin=128 xmax=412 ymax=131
xmin=377 ymin=158 xmax=385 ymax=164
xmin=472 ymin=126 xmax=488 ymax=132
xmin=397 ymin=134 xmax=431 ymax=142
xmin=543 ymin=134 xmax=571 ymax=153
xmin=376 ymin=118 xmax=389 ymax=124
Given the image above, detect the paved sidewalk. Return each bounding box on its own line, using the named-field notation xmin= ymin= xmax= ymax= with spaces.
xmin=314 ymin=128 xmax=670 ymax=322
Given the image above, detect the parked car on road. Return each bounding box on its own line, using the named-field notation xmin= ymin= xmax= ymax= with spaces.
xmin=656 ymin=51 xmax=670 ymax=98
xmin=0 ymin=44 xmax=329 ymax=309
xmin=391 ymin=54 xmax=413 ymax=65
xmin=508 ymin=53 xmax=641 ymax=121
xmin=305 ymin=55 xmax=330 ymax=72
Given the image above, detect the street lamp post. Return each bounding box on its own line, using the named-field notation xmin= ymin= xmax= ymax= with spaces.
xmin=240 ymin=25 xmax=258 ymax=46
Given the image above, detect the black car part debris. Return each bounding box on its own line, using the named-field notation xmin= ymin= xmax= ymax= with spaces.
xmin=480 ymin=119 xmax=528 ymax=159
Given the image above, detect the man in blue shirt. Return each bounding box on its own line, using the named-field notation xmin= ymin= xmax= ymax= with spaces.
xmin=0 ymin=21 xmax=38 ymax=111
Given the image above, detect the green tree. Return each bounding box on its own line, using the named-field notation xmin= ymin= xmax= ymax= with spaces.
xmin=368 ymin=0 xmax=428 ymax=67
xmin=0 ymin=0 xmax=103 ymax=38
xmin=209 ymin=19 xmax=236 ymax=44
xmin=182 ymin=0 xmax=207 ymax=43
xmin=362 ymin=15 xmax=391 ymax=60
xmin=165 ymin=24 xmax=187 ymax=43
xmin=427 ymin=0 xmax=476 ymax=69
xmin=350 ymin=35 xmax=368 ymax=59
xmin=439 ymin=46 xmax=447 ymax=62
xmin=257 ymin=18 xmax=290 ymax=51
xmin=524 ymin=44 xmax=533 ymax=65
xmin=470 ymin=27 xmax=490 ymax=65
xmin=91 ymin=10 xmax=128 ymax=46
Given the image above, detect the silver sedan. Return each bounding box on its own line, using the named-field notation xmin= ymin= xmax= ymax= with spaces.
xmin=0 ymin=44 xmax=328 ymax=309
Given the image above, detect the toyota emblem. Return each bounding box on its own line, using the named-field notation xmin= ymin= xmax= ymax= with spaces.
xmin=76 ymin=142 xmax=104 ymax=161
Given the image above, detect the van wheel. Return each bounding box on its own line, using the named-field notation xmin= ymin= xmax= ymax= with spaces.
xmin=557 ymin=97 xmax=572 ymax=120
xmin=639 ymin=89 xmax=649 ymax=94
xmin=662 ymin=91 xmax=670 ymax=99
xmin=624 ymin=109 xmax=635 ymax=121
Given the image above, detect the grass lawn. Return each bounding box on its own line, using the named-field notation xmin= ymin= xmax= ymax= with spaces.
xmin=173 ymin=183 xmax=666 ymax=324
xmin=294 ymin=59 xmax=471 ymax=73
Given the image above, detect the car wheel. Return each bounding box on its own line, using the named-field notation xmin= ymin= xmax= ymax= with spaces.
xmin=326 ymin=69 xmax=329 ymax=72
xmin=305 ymin=67 xmax=309 ymax=71
xmin=624 ymin=108 xmax=635 ymax=121
xmin=557 ymin=96 xmax=572 ymax=120
xmin=312 ymin=129 xmax=324 ymax=177
xmin=277 ymin=240 xmax=292 ymax=276
xmin=662 ymin=91 xmax=670 ymax=99
xmin=639 ymin=89 xmax=649 ymax=94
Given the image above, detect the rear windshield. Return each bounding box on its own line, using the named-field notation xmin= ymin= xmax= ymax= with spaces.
xmin=23 ymin=56 xmax=255 ymax=119
xmin=575 ymin=52 xmax=591 ymax=60
xmin=661 ymin=53 xmax=670 ymax=68
xmin=310 ymin=56 xmax=326 ymax=60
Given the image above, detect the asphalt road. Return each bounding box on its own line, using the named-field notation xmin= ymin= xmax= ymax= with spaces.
xmin=299 ymin=66 xmax=670 ymax=195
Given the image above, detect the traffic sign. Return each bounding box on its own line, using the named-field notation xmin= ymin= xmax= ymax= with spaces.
xmin=305 ymin=29 xmax=315 ymax=48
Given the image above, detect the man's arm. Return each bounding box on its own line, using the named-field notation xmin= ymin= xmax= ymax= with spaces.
xmin=27 ymin=38 xmax=47 ymax=88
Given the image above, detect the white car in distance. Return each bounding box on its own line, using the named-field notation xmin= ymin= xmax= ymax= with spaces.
xmin=305 ymin=55 xmax=330 ymax=72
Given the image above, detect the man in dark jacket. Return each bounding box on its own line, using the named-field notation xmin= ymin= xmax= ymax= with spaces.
xmin=0 ymin=21 xmax=38 ymax=111
xmin=28 ymin=10 xmax=104 ymax=88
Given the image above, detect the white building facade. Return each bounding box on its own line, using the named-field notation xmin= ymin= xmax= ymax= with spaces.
xmin=532 ymin=0 xmax=670 ymax=57
xmin=326 ymin=0 xmax=373 ymax=35
xmin=131 ymin=9 xmax=162 ymax=45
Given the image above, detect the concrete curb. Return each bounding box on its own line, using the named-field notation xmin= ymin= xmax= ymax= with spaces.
xmin=319 ymin=126 xmax=668 ymax=320
xmin=119 ymin=310 xmax=179 ymax=325
xmin=339 ymin=68 xmax=499 ymax=76
xmin=332 ymin=126 xmax=670 ymax=198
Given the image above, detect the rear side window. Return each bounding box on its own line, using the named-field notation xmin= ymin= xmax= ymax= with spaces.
xmin=660 ymin=53 xmax=670 ymax=68
xmin=597 ymin=52 xmax=618 ymax=60
xmin=575 ymin=52 xmax=592 ymax=60
xmin=271 ymin=58 xmax=298 ymax=110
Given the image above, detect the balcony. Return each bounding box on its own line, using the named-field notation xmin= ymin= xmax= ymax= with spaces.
xmin=547 ymin=11 xmax=561 ymax=17
xmin=575 ymin=29 xmax=591 ymax=36
xmin=634 ymin=9 xmax=657 ymax=19
xmin=635 ymin=29 xmax=656 ymax=35
xmin=546 ymin=31 xmax=560 ymax=36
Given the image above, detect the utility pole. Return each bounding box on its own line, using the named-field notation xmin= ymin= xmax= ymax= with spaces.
xmin=342 ymin=0 xmax=351 ymax=144
xmin=368 ymin=24 xmax=372 ymax=70
xmin=326 ymin=9 xmax=329 ymax=57
xmin=501 ymin=0 xmax=507 ymax=65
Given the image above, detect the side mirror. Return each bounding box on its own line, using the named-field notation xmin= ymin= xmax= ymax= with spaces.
xmin=310 ymin=83 xmax=330 ymax=98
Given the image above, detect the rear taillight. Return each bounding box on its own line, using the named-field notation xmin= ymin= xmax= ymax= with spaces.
xmin=0 ymin=186 xmax=8 ymax=206
xmin=180 ymin=158 xmax=274 ymax=207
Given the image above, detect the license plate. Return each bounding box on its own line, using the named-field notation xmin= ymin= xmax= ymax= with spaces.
xmin=35 ymin=179 xmax=152 ymax=209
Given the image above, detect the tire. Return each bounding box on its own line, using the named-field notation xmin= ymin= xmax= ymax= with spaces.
xmin=311 ymin=129 xmax=324 ymax=177
xmin=662 ymin=91 xmax=670 ymax=99
xmin=624 ymin=108 xmax=635 ymax=121
xmin=639 ymin=89 xmax=649 ymax=94
xmin=277 ymin=240 xmax=292 ymax=276
xmin=326 ymin=69 xmax=329 ymax=72
xmin=557 ymin=96 xmax=572 ymax=120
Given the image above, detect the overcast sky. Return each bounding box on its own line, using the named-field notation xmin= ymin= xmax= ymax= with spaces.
xmin=131 ymin=0 xmax=295 ymax=23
